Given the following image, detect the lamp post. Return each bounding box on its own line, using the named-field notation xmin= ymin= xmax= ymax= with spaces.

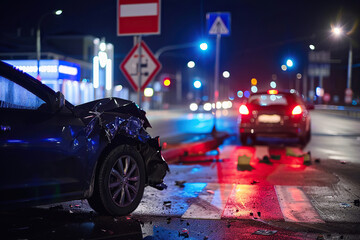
xmin=36 ymin=9 xmax=62 ymax=80
xmin=331 ymin=25 xmax=353 ymax=100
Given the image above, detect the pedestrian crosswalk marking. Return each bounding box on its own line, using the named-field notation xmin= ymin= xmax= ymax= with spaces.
xmin=221 ymin=185 xmax=283 ymax=220
xmin=181 ymin=183 xmax=233 ymax=219
xmin=275 ymin=186 xmax=325 ymax=223
xmin=134 ymin=183 xmax=353 ymax=223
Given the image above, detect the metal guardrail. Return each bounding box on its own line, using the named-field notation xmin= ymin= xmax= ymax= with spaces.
xmin=314 ymin=105 xmax=360 ymax=119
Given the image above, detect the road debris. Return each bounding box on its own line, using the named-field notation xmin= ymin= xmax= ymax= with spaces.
xmin=340 ymin=161 xmax=346 ymax=164
xmin=163 ymin=201 xmax=172 ymax=208
xmin=257 ymin=211 xmax=261 ymax=217
xmin=179 ymin=228 xmax=189 ymax=238
xmin=175 ymin=181 xmax=186 ymax=188
xmin=166 ymin=217 xmax=172 ymax=224
xmin=339 ymin=203 xmax=351 ymax=208
xmin=251 ymin=180 xmax=259 ymax=185
xmin=354 ymin=199 xmax=360 ymax=207
xmin=206 ymin=190 xmax=215 ymax=194
xmin=270 ymin=154 xmax=281 ymax=160
xmin=259 ymin=155 xmax=271 ymax=164
xmin=315 ymin=158 xmax=321 ymax=163
xmin=253 ymin=229 xmax=277 ymax=236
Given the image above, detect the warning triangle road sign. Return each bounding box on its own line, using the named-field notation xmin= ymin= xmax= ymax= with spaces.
xmin=209 ymin=16 xmax=229 ymax=35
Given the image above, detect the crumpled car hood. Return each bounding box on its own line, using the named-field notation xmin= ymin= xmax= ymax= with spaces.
xmin=73 ymin=97 xmax=151 ymax=129
xmin=73 ymin=97 xmax=168 ymax=190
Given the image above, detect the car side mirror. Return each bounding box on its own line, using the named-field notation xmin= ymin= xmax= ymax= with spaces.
xmin=53 ymin=91 xmax=65 ymax=112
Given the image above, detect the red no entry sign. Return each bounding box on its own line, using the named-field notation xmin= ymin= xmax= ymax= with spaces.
xmin=117 ymin=0 xmax=161 ymax=36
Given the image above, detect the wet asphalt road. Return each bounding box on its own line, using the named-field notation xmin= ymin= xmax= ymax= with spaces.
xmin=2 ymin=109 xmax=360 ymax=239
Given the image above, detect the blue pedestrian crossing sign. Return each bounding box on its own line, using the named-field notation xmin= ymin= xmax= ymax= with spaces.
xmin=206 ymin=12 xmax=231 ymax=36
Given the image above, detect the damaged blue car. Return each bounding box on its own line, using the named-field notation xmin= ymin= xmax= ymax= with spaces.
xmin=0 ymin=60 xmax=169 ymax=215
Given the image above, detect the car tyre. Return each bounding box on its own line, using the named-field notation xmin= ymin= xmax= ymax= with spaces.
xmin=299 ymin=129 xmax=311 ymax=145
xmin=240 ymin=134 xmax=248 ymax=146
xmin=88 ymin=145 xmax=145 ymax=216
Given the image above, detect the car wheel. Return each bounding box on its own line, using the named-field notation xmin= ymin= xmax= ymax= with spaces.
xmin=88 ymin=145 xmax=145 ymax=216
xmin=306 ymin=127 xmax=311 ymax=142
xmin=240 ymin=134 xmax=248 ymax=145
xmin=299 ymin=130 xmax=310 ymax=145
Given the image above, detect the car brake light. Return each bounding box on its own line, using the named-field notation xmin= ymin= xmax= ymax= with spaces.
xmin=292 ymin=105 xmax=302 ymax=115
xmin=239 ymin=105 xmax=249 ymax=115
xmin=267 ymin=89 xmax=278 ymax=94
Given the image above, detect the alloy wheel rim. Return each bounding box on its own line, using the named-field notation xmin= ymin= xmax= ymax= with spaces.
xmin=108 ymin=155 xmax=140 ymax=207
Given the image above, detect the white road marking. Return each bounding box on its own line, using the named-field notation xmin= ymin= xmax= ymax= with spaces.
xmin=182 ymin=183 xmax=233 ymax=219
xmin=275 ymin=186 xmax=324 ymax=223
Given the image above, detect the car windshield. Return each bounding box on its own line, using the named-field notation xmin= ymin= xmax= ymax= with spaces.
xmin=248 ymin=94 xmax=289 ymax=106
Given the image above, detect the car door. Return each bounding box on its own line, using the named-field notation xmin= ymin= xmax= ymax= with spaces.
xmin=0 ymin=72 xmax=88 ymax=205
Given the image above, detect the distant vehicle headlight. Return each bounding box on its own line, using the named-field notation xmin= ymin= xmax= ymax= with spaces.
xmin=203 ymin=103 xmax=212 ymax=111
xmin=216 ymin=101 xmax=222 ymax=109
xmin=189 ymin=103 xmax=198 ymax=111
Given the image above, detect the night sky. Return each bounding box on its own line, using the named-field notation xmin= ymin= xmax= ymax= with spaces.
xmin=1 ymin=0 xmax=359 ymax=98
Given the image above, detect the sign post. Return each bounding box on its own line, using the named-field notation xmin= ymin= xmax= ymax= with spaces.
xmin=207 ymin=12 xmax=231 ymax=132
xmin=117 ymin=0 xmax=161 ymax=106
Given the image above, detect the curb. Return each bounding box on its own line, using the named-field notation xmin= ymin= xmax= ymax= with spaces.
xmin=162 ymin=132 xmax=230 ymax=164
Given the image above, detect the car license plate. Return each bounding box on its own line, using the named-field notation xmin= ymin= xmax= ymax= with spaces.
xmin=258 ymin=114 xmax=281 ymax=123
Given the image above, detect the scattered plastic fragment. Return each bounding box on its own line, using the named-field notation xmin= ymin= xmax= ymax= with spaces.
xmin=226 ymin=221 xmax=231 ymax=228
xmin=179 ymin=228 xmax=189 ymax=238
xmin=175 ymin=181 xmax=186 ymax=188
xmin=303 ymin=152 xmax=311 ymax=165
xmin=206 ymin=190 xmax=215 ymax=194
xmin=253 ymin=229 xmax=277 ymax=236
xmin=251 ymin=180 xmax=259 ymax=185
xmin=259 ymin=155 xmax=271 ymax=164
xmin=316 ymin=235 xmax=325 ymax=240
xmin=163 ymin=201 xmax=172 ymax=208
xmin=354 ymin=199 xmax=360 ymax=207
xmin=270 ymin=155 xmax=281 ymax=160
xmin=154 ymin=182 xmax=168 ymax=190
xmin=340 ymin=203 xmax=351 ymax=208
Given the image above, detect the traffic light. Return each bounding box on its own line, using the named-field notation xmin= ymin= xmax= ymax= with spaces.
xmin=251 ymin=78 xmax=257 ymax=85
xmin=163 ymin=77 xmax=171 ymax=87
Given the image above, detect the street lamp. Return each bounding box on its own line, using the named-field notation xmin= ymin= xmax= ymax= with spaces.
xmin=187 ymin=61 xmax=195 ymax=68
xmin=286 ymin=59 xmax=294 ymax=68
xmin=154 ymin=41 xmax=208 ymax=59
xmin=331 ymin=24 xmax=353 ymax=91
xmin=36 ymin=9 xmax=62 ymax=80
xmin=222 ymin=71 xmax=230 ymax=78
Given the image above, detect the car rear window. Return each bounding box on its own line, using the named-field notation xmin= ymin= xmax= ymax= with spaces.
xmin=248 ymin=94 xmax=288 ymax=106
